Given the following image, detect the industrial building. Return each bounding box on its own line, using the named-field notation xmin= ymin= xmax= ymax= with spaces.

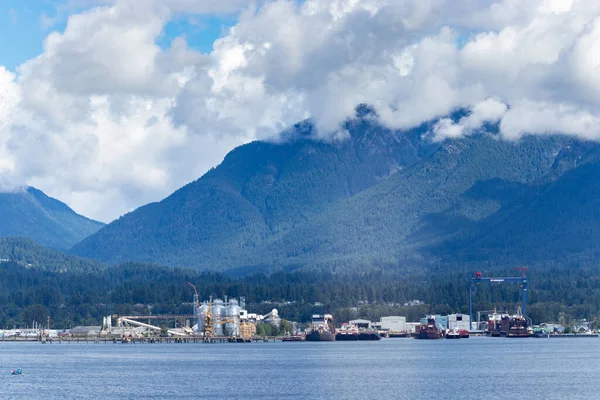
xmin=191 ymin=292 xmax=280 ymax=338
xmin=447 ymin=314 xmax=470 ymax=331
xmin=376 ymin=316 xmax=406 ymax=333
xmin=349 ymin=319 xmax=372 ymax=329
xmin=405 ymin=322 xmax=419 ymax=334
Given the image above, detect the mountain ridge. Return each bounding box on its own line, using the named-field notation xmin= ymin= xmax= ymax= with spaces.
xmin=0 ymin=187 xmax=105 ymax=249
xmin=70 ymin=109 xmax=600 ymax=272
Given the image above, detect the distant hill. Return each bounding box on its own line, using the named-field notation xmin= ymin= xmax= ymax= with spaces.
xmin=0 ymin=187 xmax=104 ymax=249
xmin=71 ymin=107 xmax=600 ymax=272
xmin=0 ymin=237 xmax=102 ymax=273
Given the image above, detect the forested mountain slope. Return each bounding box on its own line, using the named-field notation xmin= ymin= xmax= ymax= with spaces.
xmin=71 ymin=108 xmax=600 ymax=272
xmin=71 ymin=110 xmax=440 ymax=269
xmin=0 ymin=187 xmax=104 ymax=249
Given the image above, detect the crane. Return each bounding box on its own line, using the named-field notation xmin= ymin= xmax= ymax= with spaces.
xmin=469 ymin=268 xmax=529 ymax=329
xmin=186 ymin=282 xmax=214 ymax=337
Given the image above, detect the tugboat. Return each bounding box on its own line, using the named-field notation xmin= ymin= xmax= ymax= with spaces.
xmin=306 ymin=314 xmax=335 ymax=341
xmin=415 ymin=316 xmax=443 ymax=339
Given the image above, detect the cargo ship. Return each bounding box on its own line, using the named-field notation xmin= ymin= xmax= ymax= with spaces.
xmin=414 ymin=316 xmax=443 ymax=339
xmin=504 ymin=314 xmax=534 ymax=338
xmin=305 ymin=314 xmax=335 ymax=341
xmin=486 ymin=308 xmax=533 ymax=337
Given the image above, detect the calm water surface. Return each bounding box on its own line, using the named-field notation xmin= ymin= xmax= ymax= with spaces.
xmin=1 ymin=337 xmax=598 ymax=399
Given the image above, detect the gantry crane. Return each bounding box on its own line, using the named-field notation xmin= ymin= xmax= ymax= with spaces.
xmin=469 ymin=267 xmax=528 ymax=328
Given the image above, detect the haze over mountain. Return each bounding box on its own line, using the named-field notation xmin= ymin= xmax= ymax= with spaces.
xmin=0 ymin=187 xmax=104 ymax=249
xmin=71 ymin=108 xmax=600 ymax=273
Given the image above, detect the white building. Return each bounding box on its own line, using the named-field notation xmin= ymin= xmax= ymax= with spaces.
xmin=405 ymin=322 xmax=419 ymax=334
xmin=349 ymin=319 xmax=372 ymax=329
xmin=448 ymin=314 xmax=470 ymax=331
xmin=378 ymin=316 xmax=406 ymax=333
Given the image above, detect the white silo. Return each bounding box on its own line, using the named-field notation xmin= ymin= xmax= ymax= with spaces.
xmin=226 ymin=299 xmax=241 ymax=336
xmin=212 ymin=299 xmax=225 ymax=336
xmin=197 ymin=304 xmax=210 ymax=332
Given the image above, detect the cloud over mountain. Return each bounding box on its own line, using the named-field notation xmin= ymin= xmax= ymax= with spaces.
xmin=1 ymin=0 xmax=600 ymax=222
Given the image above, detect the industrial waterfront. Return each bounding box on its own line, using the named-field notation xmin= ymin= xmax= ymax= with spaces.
xmin=3 ymin=338 xmax=600 ymax=399
xmin=4 ymin=270 xmax=597 ymax=343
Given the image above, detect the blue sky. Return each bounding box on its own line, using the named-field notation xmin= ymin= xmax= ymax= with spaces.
xmin=157 ymin=15 xmax=236 ymax=54
xmin=0 ymin=0 xmax=62 ymax=70
xmin=0 ymin=0 xmax=234 ymax=71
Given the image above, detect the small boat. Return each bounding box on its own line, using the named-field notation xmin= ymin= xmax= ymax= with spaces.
xmin=445 ymin=329 xmax=460 ymax=339
xmin=11 ymin=368 xmax=23 ymax=375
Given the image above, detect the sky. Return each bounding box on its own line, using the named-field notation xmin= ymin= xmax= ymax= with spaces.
xmin=1 ymin=0 xmax=600 ymax=223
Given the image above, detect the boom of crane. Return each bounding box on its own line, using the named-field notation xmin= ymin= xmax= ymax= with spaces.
xmin=186 ymin=282 xmax=215 ymax=337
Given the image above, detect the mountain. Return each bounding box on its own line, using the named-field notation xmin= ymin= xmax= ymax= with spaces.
xmin=71 ymin=110 xmax=441 ymax=268
xmin=430 ymin=141 xmax=600 ymax=264
xmin=257 ymin=134 xmax=585 ymax=270
xmin=71 ymin=108 xmax=600 ymax=272
xmin=0 ymin=187 xmax=104 ymax=249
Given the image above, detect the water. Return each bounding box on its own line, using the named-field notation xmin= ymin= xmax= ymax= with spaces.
xmin=1 ymin=337 xmax=598 ymax=399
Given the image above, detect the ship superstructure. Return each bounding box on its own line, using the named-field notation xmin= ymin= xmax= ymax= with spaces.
xmin=306 ymin=314 xmax=335 ymax=341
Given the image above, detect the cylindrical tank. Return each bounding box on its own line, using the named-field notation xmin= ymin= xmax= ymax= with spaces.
xmin=227 ymin=300 xmax=241 ymax=318
xmin=212 ymin=300 xmax=225 ymax=336
xmin=225 ymin=300 xmax=241 ymax=336
xmin=197 ymin=304 xmax=209 ymax=332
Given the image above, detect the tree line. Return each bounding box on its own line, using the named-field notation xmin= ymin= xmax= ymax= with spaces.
xmin=1 ymin=261 xmax=600 ymax=329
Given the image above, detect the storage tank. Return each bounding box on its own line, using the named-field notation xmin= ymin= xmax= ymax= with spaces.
xmin=226 ymin=299 xmax=241 ymax=336
xmin=197 ymin=304 xmax=209 ymax=332
xmin=212 ymin=299 xmax=225 ymax=336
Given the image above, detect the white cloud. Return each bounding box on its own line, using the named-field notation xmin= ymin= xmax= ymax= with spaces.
xmin=433 ymin=98 xmax=508 ymax=140
xmin=3 ymin=0 xmax=600 ymax=222
xmin=500 ymin=100 xmax=600 ymax=140
xmin=0 ymin=67 xmax=20 ymax=189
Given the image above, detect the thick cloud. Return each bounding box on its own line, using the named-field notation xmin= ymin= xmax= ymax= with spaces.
xmin=2 ymin=0 xmax=600 ymax=222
